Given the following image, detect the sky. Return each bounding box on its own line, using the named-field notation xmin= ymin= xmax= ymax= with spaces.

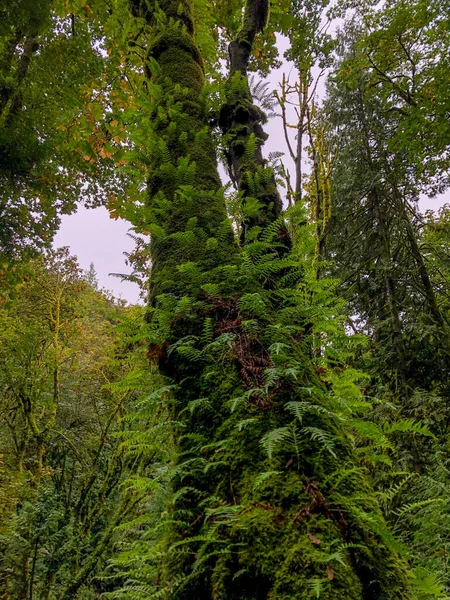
xmin=53 ymin=206 xmax=140 ymax=303
xmin=54 ymin=35 xmax=448 ymax=304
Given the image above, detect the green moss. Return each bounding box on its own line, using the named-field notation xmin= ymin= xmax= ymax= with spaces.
xmin=139 ymin=7 xmax=237 ymax=299
xmin=150 ymin=31 xmax=203 ymax=72
xmin=130 ymin=1 xmax=417 ymax=598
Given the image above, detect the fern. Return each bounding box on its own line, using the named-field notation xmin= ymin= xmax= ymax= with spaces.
xmin=412 ymin=567 xmax=447 ymax=598
xmin=383 ymin=419 xmax=435 ymax=439
xmin=260 ymin=426 xmax=294 ymax=459
xmin=236 ymin=418 xmax=259 ymax=431
xmin=285 ymin=400 xmax=331 ymax=424
xmin=183 ymin=397 xmax=211 ymax=415
xmin=249 ymin=75 xmax=278 ymax=118
xmin=301 ymin=427 xmax=337 ymax=458
xmin=395 ymin=498 xmax=445 ymax=520
xmin=252 ymin=471 xmax=282 ymax=490
xmin=307 ymin=578 xmax=326 ymax=598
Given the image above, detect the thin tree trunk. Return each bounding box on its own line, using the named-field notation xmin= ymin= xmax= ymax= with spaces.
xmin=389 ymin=182 xmax=444 ymax=328
xmin=61 ymin=497 xmax=140 ymax=600
xmin=371 ymin=187 xmax=407 ymax=393
xmin=0 ymin=35 xmax=39 ymax=126
xmin=28 ymin=538 xmax=39 ymax=600
xmin=219 ymin=0 xmax=289 ymax=248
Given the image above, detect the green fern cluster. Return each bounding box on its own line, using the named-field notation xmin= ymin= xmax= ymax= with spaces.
xmin=107 ymin=217 xmax=430 ymax=598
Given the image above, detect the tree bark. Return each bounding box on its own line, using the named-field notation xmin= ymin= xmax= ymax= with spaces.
xmin=219 ymin=0 xmax=289 ymax=248
xmin=125 ymin=2 xmax=415 ymax=598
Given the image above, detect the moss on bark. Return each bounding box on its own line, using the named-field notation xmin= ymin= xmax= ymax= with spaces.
xmin=128 ymin=1 xmax=417 ymax=598
xmin=219 ymin=0 xmax=289 ymax=248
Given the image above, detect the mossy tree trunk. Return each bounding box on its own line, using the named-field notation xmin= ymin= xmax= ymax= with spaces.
xmin=128 ymin=0 xmax=237 ymax=302
xmin=128 ymin=1 xmax=416 ymax=598
xmin=219 ymin=0 xmax=290 ymax=249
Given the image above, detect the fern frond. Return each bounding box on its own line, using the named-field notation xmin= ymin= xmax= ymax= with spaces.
xmin=253 ymin=471 xmax=282 ymax=490
xmin=301 ymin=427 xmax=337 ymax=458
xmin=383 ymin=419 xmax=436 ymax=439
xmin=307 ymin=578 xmax=326 ymax=598
xmin=395 ymin=498 xmax=445 ymax=519
xmin=260 ymin=426 xmax=293 ymax=459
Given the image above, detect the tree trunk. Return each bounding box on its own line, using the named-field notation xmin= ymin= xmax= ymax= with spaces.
xmin=219 ymin=0 xmax=289 ymax=249
xmin=371 ymin=187 xmax=408 ymax=394
xmin=127 ymin=2 xmax=414 ymax=598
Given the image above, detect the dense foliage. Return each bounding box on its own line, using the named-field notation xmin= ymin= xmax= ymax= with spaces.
xmin=1 ymin=0 xmax=449 ymax=598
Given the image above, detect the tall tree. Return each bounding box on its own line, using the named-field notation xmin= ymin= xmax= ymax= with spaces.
xmin=321 ymin=19 xmax=449 ymax=397
xmin=0 ymin=0 xmax=132 ymax=259
xmin=4 ymin=0 xmax=448 ymax=597
xmin=306 ymin=17 xmax=450 ymax=592
xmin=109 ymin=1 xmax=415 ymax=598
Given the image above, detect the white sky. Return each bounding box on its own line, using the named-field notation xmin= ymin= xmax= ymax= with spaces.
xmin=54 ymin=207 xmax=139 ymax=302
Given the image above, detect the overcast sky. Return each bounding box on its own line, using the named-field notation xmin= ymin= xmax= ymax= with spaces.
xmin=53 ymin=206 xmax=140 ymax=302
